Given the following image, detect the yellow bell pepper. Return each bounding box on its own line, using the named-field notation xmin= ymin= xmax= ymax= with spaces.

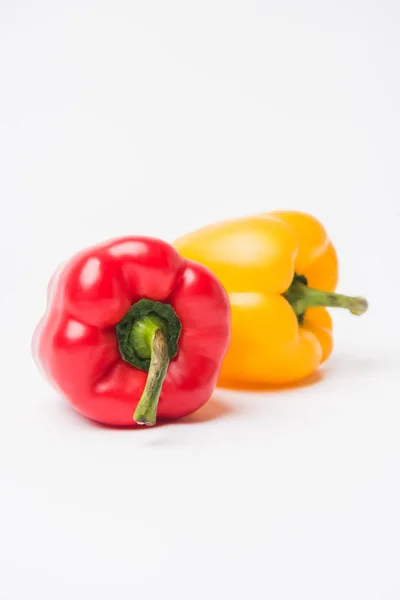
xmin=174 ymin=211 xmax=368 ymax=387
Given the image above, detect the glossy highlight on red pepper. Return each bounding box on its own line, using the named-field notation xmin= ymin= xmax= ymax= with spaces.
xmin=33 ymin=237 xmax=230 ymax=426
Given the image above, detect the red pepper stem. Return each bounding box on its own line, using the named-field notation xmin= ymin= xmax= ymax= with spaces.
xmin=285 ymin=278 xmax=368 ymax=319
xmin=133 ymin=329 xmax=169 ymax=426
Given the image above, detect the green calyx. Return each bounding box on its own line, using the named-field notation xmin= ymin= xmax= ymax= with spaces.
xmin=283 ymin=274 xmax=368 ymax=324
xmin=116 ymin=299 xmax=182 ymax=426
xmin=116 ymin=299 xmax=181 ymax=371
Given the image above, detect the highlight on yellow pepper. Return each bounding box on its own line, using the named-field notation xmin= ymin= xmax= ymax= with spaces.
xmin=174 ymin=211 xmax=368 ymax=387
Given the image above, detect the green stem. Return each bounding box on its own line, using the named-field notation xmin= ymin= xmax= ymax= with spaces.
xmin=115 ymin=299 xmax=182 ymax=427
xmin=133 ymin=328 xmax=169 ymax=426
xmin=284 ymin=277 xmax=368 ymax=322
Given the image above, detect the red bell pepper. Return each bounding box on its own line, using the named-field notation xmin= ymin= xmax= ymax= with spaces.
xmin=33 ymin=237 xmax=230 ymax=426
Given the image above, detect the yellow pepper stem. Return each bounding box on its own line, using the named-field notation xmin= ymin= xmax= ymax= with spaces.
xmin=284 ymin=276 xmax=368 ymax=323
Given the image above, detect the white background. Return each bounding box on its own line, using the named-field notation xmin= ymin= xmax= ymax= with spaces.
xmin=1 ymin=1 xmax=400 ymax=598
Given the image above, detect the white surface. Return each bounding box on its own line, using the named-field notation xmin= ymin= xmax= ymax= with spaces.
xmin=1 ymin=1 xmax=400 ymax=598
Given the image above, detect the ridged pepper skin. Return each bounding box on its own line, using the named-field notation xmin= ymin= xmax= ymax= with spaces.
xmin=33 ymin=237 xmax=230 ymax=426
xmin=174 ymin=211 xmax=367 ymax=387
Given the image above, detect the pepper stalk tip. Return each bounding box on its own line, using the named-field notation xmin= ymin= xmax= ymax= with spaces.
xmin=349 ymin=297 xmax=368 ymax=316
